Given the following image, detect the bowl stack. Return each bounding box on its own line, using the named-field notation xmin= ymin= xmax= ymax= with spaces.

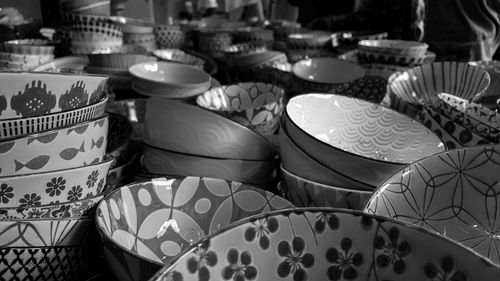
xmin=0 ymin=39 xmax=55 ymax=71
xmin=122 ymin=18 xmax=155 ymax=52
xmin=0 ymin=72 xmax=113 ymax=280
xmin=279 ymin=93 xmax=445 ymax=210
xmin=142 ymin=97 xmax=279 ymax=186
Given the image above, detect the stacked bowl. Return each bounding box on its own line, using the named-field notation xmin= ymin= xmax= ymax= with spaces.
xmin=153 ymin=24 xmax=185 ymax=49
xmin=142 ymin=97 xmax=279 ymax=186
xmin=0 ymin=72 xmax=113 ymax=280
xmin=122 ymin=18 xmax=155 ymax=52
xmin=0 ymin=39 xmax=55 ymax=71
xmin=279 ymin=93 xmax=445 ymax=210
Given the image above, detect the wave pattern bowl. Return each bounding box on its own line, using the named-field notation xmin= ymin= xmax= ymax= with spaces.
xmin=365 ymin=144 xmax=500 ymax=266
xmin=95 ymin=177 xmax=293 ymax=281
xmin=150 ymin=208 xmax=500 ymax=281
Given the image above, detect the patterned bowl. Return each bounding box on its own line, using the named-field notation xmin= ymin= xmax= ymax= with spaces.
xmin=142 ymin=144 xmax=279 ymax=186
xmin=32 ymin=56 xmax=89 ymax=74
xmin=234 ymin=27 xmax=274 ymax=48
xmin=356 ymin=49 xmax=431 ymax=67
xmin=0 ymin=115 xmax=108 ymax=177
xmin=284 ymin=94 xmax=446 ymax=187
xmin=144 ymin=97 xmax=277 ymax=161
xmin=388 ymin=62 xmax=490 ymax=113
xmin=87 ymin=54 xmax=157 ymax=71
xmin=197 ymin=29 xmax=233 ymax=58
xmin=365 ymin=144 xmax=500 ymax=266
xmin=196 ymin=83 xmax=284 ymax=136
xmin=105 ymin=98 xmax=147 ymax=140
xmin=0 ymin=52 xmax=54 ymax=65
xmin=129 ymin=61 xmax=211 ymax=99
xmin=153 ymin=24 xmax=185 ymax=49
xmin=286 ymin=31 xmax=333 ymax=50
xmin=151 ymin=208 xmax=500 ymax=281
xmin=358 ymin=39 xmax=428 ymax=57
xmin=107 ymin=113 xmax=132 ymax=168
xmin=153 ymin=49 xmax=205 ymax=69
xmin=0 ymin=39 xmax=55 ymax=55
xmin=69 ymin=20 xmax=123 ymax=44
xmin=0 ymin=156 xmax=112 ymax=208
xmin=0 ymin=71 xmax=107 ymax=119
xmin=0 ymin=95 xmax=108 ymax=140
xmin=417 ymin=106 xmax=462 ymax=149
xmin=280 ymin=165 xmax=372 ymax=210
xmin=469 ymin=61 xmax=500 ymax=101
xmin=95 ymin=176 xmax=294 ymax=281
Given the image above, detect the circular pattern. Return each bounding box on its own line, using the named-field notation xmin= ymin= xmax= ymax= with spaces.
xmin=160 ymin=241 xmax=181 ymax=257
xmin=138 ymin=188 xmax=152 ymax=206
xmin=195 ymin=198 xmax=211 ymax=214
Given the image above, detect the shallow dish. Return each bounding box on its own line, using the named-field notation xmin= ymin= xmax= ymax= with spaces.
xmin=0 ymin=115 xmax=108 ymax=176
xmin=153 ymin=49 xmax=205 ymax=69
xmin=96 ymin=176 xmax=293 ymax=281
xmin=292 ymin=57 xmax=365 ymax=85
xmin=365 ymin=144 xmax=500 ymax=266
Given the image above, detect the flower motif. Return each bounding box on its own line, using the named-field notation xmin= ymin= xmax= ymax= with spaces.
xmin=244 ymin=217 xmax=279 ymax=250
xmin=51 ymin=205 xmax=71 ymax=218
xmin=222 ymin=249 xmax=258 ymax=281
xmin=315 ymin=213 xmax=340 ymax=233
xmin=96 ymin=178 xmax=105 ymax=194
xmin=18 ymin=193 xmax=41 ymax=208
xmin=374 ymin=227 xmax=411 ymax=274
xmin=85 ymin=192 xmax=94 ymax=199
xmin=46 ymin=177 xmax=66 ymax=197
xmin=424 ymin=257 xmax=468 ymax=281
xmin=27 ymin=208 xmax=45 ymax=218
xmin=326 ymin=237 xmax=363 ymax=280
xmin=0 ymin=183 xmax=14 ymax=204
xmin=86 ymin=170 xmax=99 ymax=188
xmin=277 ymin=237 xmax=315 ymax=281
xmin=187 ymin=242 xmax=218 ymax=281
xmin=67 ymin=185 xmax=83 ymax=201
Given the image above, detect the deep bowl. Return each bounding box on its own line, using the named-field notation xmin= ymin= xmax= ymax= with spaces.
xmin=0 ymin=115 xmax=108 ymax=176
xmin=144 ymin=97 xmax=277 ymax=161
xmin=153 ymin=24 xmax=185 ymax=49
xmin=95 ymin=177 xmax=293 ymax=281
xmin=284 ymin=93 xmax=445 ymax=187
xmin=151 ymin=208 xmax=500 ymax=281
xmin=365 ymin=144 xmax=500 ymax=266
xmin=129 ymin=61 xmax=211 ymax=99
xmin=0 ymin=71 xmax=107 ymax=119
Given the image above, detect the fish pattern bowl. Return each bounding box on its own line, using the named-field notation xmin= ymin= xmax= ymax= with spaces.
xmin=365 ymin=144 xmax=500 ymax=266
xmin=150 ymin=208 xmax=500 ymax=281
xmin=95 ymin=177 xmax=293 ymax=281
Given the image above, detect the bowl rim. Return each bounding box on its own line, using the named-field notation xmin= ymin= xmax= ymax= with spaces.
xmin=358 ymin=39 xmax=429 ymax=49
xmin=292 ymin=57 xmax=365 ymax=84
xmin=128 ymin=61 xmax=211 ymax=88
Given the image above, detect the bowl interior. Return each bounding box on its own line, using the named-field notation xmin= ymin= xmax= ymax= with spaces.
xmin=292 ymin=58 xmax=365 ymax=84
xmin=286 ymin=94 xmax=445 ymax=163
xmin=96 ymin=177 xmax=293 ymax=264
xmin=129 ymin=62 xmax=210 ymax=86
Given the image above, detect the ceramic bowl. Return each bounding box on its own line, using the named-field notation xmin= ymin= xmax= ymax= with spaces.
xmin=469 ymin=61 xmax=500 ymax=101
xmin=280 ymin=165 xmax=372 ymax=210
xmin=0 ymin=193 xmax=104 ymax=219
xmin=0 ymin=115 xmax=108 ymax=176
xmin=153 ymin=24 xmax=185 ymax=49
xmin=153 ymin=49 xmax=205 ymax=69
xmin=182 ymin=49 xmax=218 ymax=75
xmin=105 ymin=149 xmax=140 ymax=192
xmin=417 ymin=106 xmax=461 ymax=149
xmin=60 ymin=0 xmax=110 ymax=15
xmin=0 ymin=95 xmax=108 ymax=140
xmin=69 ymin=21 xmax=123 ymax=43
xmin=222 ymin=43 xmax=267 ymax=57
xmin=197 ymin=29 xmax=233 ymax=58
xmin=142 ymin=144 xmax=279 ymax=186
xmin=438 ymin=92 xmax=500 ymax=129
xmin=234 ymin=27 xmax=274 ymax=47
xmin=144 ymin=97 xmax=277 ymax=161
xmin=335 ymin=30 xmax=388 ymax=45
xmin=286 ymin=31 xmax=333 ymax=49
xmin=107 ymin=114 xmax=133 ymax=168
xmin=0 ymin=39 xmax=55 ymax=55
xmin=358 ymin=39 xmax=428 ymax=56
xmin=388 ymin=62 xmax=490 ymax=111
xmin=357 ymin=49 xmax=430 ymax=66
xmin=0 ymin=52 xmax=54 ymax=65
xmin=223 ymin=50 xmax=286 ymax=70
xmin=196 ymin=83 xmax=284 ymax=135
xmin=0 ymin=156 xmax=112 ymax=208
xmin=96 ymin=176 xmax=293 ymax=281
xmin=151 ymin=208 xmax=500 ymax=281
xmin=129 ymin=61 xmax=211 ymax=99
xmin=365 ymin=144 xmax=500 ymax=266
xmin=284 ymin=93 xmax=446 ymax=187
xmin=0 ymin=71 xmax=107 ymax=119
xmin=33 ymin=56 xmax=89 ymax=74
xmin=105 ymin=98 xmax=147 ymax=140
xmin=0 ymin=58 xmax=53 ymax=71
xmin=87 ymin=54 xmax=156 ymax=70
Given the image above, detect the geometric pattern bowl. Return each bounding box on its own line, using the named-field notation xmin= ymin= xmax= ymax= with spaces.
xmin=0 ymin=115 xmax=108 ymax=176
xmin=150 ymin=208 xmax=500 ymax=281
xmin=95 ymin=177 xmax=293 ymax=281
xmin=365 ymin=144 xmax=500 ymax=266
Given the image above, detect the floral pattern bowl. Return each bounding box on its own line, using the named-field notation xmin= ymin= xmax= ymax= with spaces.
xmin=0 ymin=71 xmax=108 ymax=119
xmin=150 ymin=208 xmax=500 ymax=281
xmin=196 ymin=83 xmax=284 ymax=136
xmin=365 ymin=144 xmax=500 ymax=266
xmin=0 ymin=115 xmax=108 ymax=176
xmin=95 ymin=177 xmax=293 ymax=281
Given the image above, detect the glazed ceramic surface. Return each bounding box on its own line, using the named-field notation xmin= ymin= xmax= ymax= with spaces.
xmin=0 ymin=72 xmax=107 ymax=119
xmin=358 ymin=39 xmax=428 ymax=56
xmin=88 ymin=54 xmax=157 ymax=70
xmin=151 ymin=208 xmax=500 ymax=281
xmin=153 ymin=24 xmax=185 ymax=49
xmin=105 ymin=98 xmax=146 ymax=140
xmin=280 ymin=165 xmax=372 ymax=210
xmin=284 ymin=94 xmax=445 ymax=187
xmin=32 ymin=55 xmax=89 ymax=74
xmin=129 ymin=62 xmax=211 ymax=99
xmin=469 ymin=60 xmax=500 ymax=100
xmin=365 ymin=144 xmax=500 ymax=266
xmin=0 ymin=39 xmax=55 ymax=55
xmin=107 ymin=113 xmax=132 ymax=168
xmin=142 ymin=144 xmax=279 ymax=186
xmin=0 ymin=115 xmax=108 ymax=176
xmin=417 ymin=106 xmax=461 ymax=150
xmin=0 ymin=194 xmax=103 ymax=219
xmin=144 ymin=97 xmax=277 ymax=161
xmin=0 ymin=96 xmax=108 ymax=139
xmin=292 ymin=57 xmax=365 ymax=84
xmin=388 ymin=62 xmax=490 ymax=108
xmin=153 ymin=49 xmax=205 ymax=69
xmin=0 ymin=156 xmax=112 ymax=208
xmin=96 ymin=177 xmax=293 ymax=281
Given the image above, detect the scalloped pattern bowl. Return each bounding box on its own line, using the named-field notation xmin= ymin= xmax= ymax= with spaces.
xmin=95 ymin=177 xmax=293 ymax=281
